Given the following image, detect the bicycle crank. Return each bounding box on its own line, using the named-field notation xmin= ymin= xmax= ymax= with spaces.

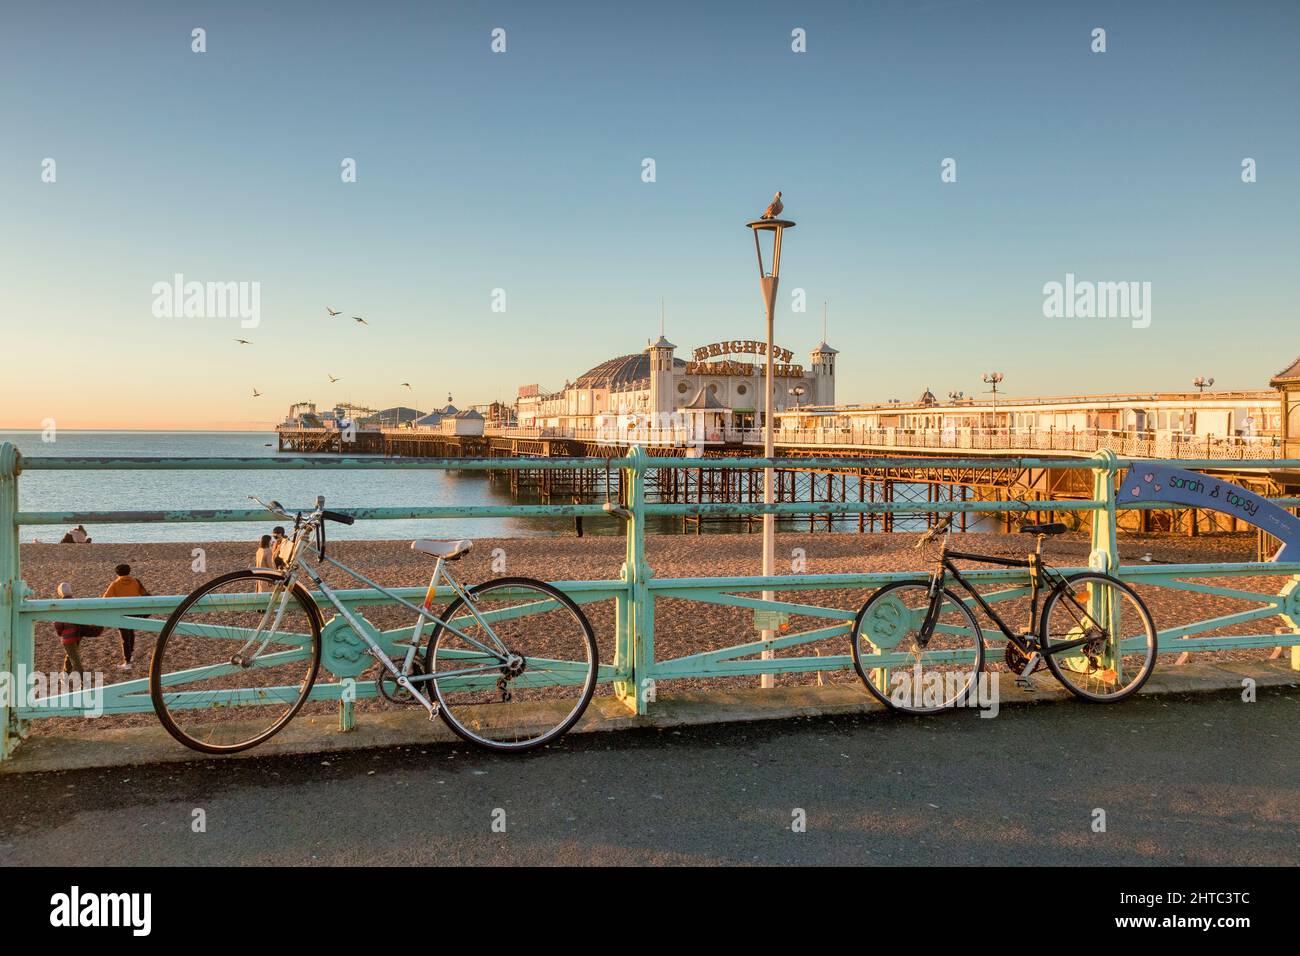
xmin=375 ymin=657 xmax=428 ymax=706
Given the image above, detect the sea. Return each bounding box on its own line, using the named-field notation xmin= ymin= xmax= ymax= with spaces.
xmin=2 ymin=430 xmax=948 ymax=544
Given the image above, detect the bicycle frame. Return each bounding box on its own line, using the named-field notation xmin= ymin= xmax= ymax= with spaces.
xmin=926 ymin=534 xmax=1110 ymax=669
xmin=263 ymin=525 xmax=514 ymax=718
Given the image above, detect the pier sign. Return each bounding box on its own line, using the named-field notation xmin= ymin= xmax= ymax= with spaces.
xmin=694 ymin=341 xmax=795 ymax=363
xmin=1122 ymin=462 xmax=1300 ymax=560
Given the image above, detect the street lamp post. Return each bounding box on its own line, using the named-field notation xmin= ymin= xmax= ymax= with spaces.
xmin=747 ymin=205 xmax=795 ymax=689
xmin=982 ymin=371 xmax=1004 ymax=433
xmin=1193 ymin=376 xmax=1215 ymax=393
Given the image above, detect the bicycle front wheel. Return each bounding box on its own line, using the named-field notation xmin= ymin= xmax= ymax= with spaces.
xmin=425 ymin=577 xmax=598 ymax=751
xmin=851 ymin=581 xmax=985 ymax=714
xmin=149 ymin=570 xmax=322 ymax=754
xmin=1041 ymin=573 xmax=1157 ymax=703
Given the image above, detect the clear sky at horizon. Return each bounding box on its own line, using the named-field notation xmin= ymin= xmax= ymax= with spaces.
xmin=2 ymin=0 xmax=1297 ymax=429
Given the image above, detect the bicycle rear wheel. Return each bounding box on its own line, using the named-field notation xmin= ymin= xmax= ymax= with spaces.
xmin=425 ymin=577 xmax=598 ymax=751
xmin=149 ymin=570 xmax=322 ymax=754
xmin=1041 ymin=573 xmax=1156 ymax=702
xmin=851 ymin=581 xmax=985 ymax=714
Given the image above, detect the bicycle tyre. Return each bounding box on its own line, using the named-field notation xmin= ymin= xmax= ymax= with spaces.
xmin=149 ymin=570 xmax=323 ymax=754
xmin=424 ymin=577 xmax=598 ymax=752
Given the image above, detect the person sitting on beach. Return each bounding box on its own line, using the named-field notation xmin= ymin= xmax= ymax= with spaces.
xmin=60 ymin=524 xmax=92 ymax=544
xmin=53 ymin=582 xmax=89 ymax=675
xmin=101 ymin=563 xmax=149 ymax=672
xmin=254 ymin=534 xmax=276 ymax=591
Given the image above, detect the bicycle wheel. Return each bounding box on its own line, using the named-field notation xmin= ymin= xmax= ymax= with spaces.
xmin=1041 ymin=572 xmax=1156 ymax=703
xmin=425 ymin=577 xmax=598 ymax=751
xmin=149 ymin=570 xmax=322 ymax=754
xmin=851 ymin=581 xmax=985 ymax=714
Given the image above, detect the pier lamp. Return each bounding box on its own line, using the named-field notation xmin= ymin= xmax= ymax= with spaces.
xmin=1193 ymin=376 xmax=1214 ymax=394
xmin=747 ymin=205 xmax=796 ymax=689
xmin=948 ymin=390 xmax=964 ymax=403
xmin=982 ymin=371 xmax=1004 ymax=425
xmin=788 ymin=384 xmax=806 ymax=409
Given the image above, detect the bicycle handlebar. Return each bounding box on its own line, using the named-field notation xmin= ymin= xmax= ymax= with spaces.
xmin=915 ymin=514 xmax=955 ymax=549
xmin=249 ymin=496 xmax=353 ymax=525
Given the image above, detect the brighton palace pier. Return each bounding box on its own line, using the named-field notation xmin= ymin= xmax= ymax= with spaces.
xmin=277 ymin=339 xmax=1300 ymax=540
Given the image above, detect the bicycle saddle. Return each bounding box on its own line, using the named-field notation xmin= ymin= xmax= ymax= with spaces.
xmin=1019 ymin=522 xmax=1067 ymax=536
xmin=411 ymin=539 xmax=473 ymax=560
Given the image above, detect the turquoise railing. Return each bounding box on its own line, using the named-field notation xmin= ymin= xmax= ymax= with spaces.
xmin=2 ymin=441 xmax=1298 ymax=760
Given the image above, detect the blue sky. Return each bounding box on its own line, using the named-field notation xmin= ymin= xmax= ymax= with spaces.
xmin=1 ymin=0 xmax=1297 ymax=427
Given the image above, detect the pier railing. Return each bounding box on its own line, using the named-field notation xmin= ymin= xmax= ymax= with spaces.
xmin=773 ymin=426 xmax=1282 ymax=460
xmin=492 ymin=423 xmax=1280 ymax=460
xmin=2 ymin=441 xmax=1298 ymax=760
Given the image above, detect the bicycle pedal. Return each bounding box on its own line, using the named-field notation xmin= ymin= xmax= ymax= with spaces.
xmin=1014 ymin=677 xmax=1035 ymax=691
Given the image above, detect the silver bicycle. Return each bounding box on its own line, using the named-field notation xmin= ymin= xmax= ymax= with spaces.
xmin=148 ymin=496 xmax=599 ymax=754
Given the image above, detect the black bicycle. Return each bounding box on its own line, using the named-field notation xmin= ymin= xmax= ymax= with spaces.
xmin=851 ymin=516 xmax=1157 ymax=714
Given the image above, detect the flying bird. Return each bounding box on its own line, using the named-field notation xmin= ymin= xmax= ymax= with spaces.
xmin=352 ymin=316 xmax=368 ymax=325
xmin=401 ymin=382 xmax=412 ymax=389
xmin=235 ymin=338 xmax=252 ymax=345
xmin=761 ymin=191 xmax=783 ymax=220
xmin=328 ymin=374 xmax=340 ymax=383
xmin=252 ymin=388 xmax=261 ymax=397
xmin=326 ymin=307 xmax=341 ymax=316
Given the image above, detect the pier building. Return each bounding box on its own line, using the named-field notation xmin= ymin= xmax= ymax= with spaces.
xmin=514 ymin=334 xmax=836 ymax=441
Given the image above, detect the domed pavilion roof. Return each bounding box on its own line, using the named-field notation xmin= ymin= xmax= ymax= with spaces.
xmin=574 ymin=353 xmax=686 ymax=388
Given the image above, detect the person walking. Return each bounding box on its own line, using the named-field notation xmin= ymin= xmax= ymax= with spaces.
xmin=53 ymin=582 xmax=88 ymax=674
xmin=101 ymin=563 xmax=149 ymax=671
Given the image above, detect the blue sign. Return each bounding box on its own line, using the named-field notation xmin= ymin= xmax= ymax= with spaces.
xmin=1121 ymin=462 xmax=1300 ymax=561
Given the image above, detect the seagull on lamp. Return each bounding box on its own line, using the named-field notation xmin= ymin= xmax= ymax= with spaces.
xmin=761 ymin=191 xmax=784 ymax=220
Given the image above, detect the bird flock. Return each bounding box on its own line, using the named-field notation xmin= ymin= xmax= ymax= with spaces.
xmin=242 ymin=306 xmax=410 ymax=403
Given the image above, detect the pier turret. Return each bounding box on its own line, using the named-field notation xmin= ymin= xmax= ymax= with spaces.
xmin=647 ymin=334 xmax=677 ymax=418
xmin=810 ymin=340 xmax=837 ymax=406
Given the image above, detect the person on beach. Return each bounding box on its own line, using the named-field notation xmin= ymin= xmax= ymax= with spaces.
xmin=60 ymin=524 xmax=92 ymax=544
xmin=254 ymin=534 xmax=276 ymax=591
xmin=53 ymin=582 xmax=89 ymax=674
xmin=271 ymin=526 xmax=290 ymax=569
xmin=101 ymin=563 xmax=149 ymax=671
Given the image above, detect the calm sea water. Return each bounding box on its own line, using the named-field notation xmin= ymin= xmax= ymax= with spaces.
xmin=3 ymin=431 xmax=571 ymax=544
xmin=3 ymin=431 xmax=949 ymax=544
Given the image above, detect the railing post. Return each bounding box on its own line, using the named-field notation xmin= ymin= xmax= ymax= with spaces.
xmin=1088 ymin=448 xmax=1120 ymax=573
xmin=614 ymin=446 xmax=653 ymax=715
xmin=1088 ymin=448 xmax=1124 ymax=676
xmin=1 ymin=442 xmax=24 ymax=761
